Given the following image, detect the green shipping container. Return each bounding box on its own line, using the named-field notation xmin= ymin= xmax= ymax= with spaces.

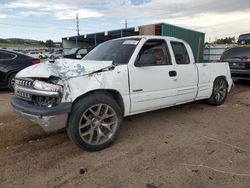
xmin=156 ymin=23 xmax=205 ymax=63
xmin=62 ymin=22 xmax=205 ymax=63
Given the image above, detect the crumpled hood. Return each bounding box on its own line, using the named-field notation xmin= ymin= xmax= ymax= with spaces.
xmin=16 ymin=59 xmax=113 ymax=80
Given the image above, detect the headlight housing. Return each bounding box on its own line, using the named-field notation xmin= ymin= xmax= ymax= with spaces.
xmin=33 ymin=80 xmax=63 ymax=93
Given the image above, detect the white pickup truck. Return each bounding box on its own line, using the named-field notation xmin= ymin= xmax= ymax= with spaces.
xmin=11 ymin=36 xmax=233 ymax=151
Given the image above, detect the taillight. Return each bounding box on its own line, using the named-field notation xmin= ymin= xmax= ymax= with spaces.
xmin=247 ymin=58 xmax=250 ymax=62
xmin=32 ymin=59 xmax=40 ymax=64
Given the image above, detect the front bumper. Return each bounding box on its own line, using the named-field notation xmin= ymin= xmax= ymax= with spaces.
xmin=11 ymin=96 xmax=72 ymax=132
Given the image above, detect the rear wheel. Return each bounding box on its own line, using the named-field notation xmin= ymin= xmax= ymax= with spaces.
xmin=67 ymin=92 xmax=123 ymax=151
xmin=207 ymin=78 xmax=228 ymax=106
xmin=7 ymin=73 xmax=16 ymax=92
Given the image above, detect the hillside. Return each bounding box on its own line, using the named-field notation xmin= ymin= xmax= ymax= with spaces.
xmin=0 ymin=38 xmax=46 ymax=48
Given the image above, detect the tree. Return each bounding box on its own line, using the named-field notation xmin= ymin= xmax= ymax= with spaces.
xmin=214 ymin=37 xmax=236 ymax=44
xmin=38 ymin=41 xmax=45 ymax=46
xmin=45 ymin=39 xmax=55 ymax=48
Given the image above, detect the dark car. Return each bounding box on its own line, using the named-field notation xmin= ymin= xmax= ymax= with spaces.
xmin=238 ymin=33 xmax=250 ymax=45
xmin=0 ymin=49 xmax=40 ymax=91
xmin=64 ymin=48 xmax=90 ymax=59
xmin=220 ymin=46 xmax=250 ymax=81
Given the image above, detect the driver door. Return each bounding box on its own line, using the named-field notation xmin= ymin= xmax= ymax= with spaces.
xmin=129 ymin=39 xmax=177 ymax=113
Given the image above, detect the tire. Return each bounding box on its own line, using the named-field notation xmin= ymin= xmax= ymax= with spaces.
xmin=39 ymin=55 xmax=43 ymax=59
xmin=7 ymin=73 xmax=16 ymax=92
xmin=67 ymin=92 xmax=123 ymax=151
xmin=50 ymin=55 xmax=54 ymax=59
xmin=240 ymin=40 xmax=246 ymax=45
xmin=207 ymin=78 xmax=228 ymax=106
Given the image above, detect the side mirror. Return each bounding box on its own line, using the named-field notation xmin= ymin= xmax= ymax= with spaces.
xmin=135 ymin=54 xmax=156 ymax=67
xmin=76 ymin=54 xmax=82 ymax=59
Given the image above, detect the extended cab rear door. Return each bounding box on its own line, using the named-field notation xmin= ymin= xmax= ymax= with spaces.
xmin=128 ymin=39 xmax=177 ymax=113
xmin=169 ymin=41 xmax=198 ymax=104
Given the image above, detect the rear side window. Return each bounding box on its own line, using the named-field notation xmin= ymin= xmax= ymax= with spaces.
xmin=171 ymin=42 xmax=190 ymax=64
xmin=221 ymin=47 xmax=250 ymax=59
xmin=0 ymin=51 xmax=16 ymax=61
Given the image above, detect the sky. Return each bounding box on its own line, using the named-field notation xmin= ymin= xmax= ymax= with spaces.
xmin=0 ymin=0 xmax=249 ymax=42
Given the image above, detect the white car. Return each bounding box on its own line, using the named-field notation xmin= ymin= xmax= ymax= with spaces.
xmin=47 ymin=50 xmax=63 ymax=59
xmin=11 ymin=36 xmax=233 ymax=151
xmin=27 ymin=51 xmax=47 ymax=59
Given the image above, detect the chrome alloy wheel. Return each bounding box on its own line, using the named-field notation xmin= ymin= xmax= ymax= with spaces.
xmin=214 ymin=79 xmax=227 ymax=102
xmin=78 ymin=104 xmax=118 ymax=145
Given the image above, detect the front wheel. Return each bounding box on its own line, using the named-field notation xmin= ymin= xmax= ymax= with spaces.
xmin=67 ymin=92 xmax=123 ymax=151
xmin=207 ymin=78 xmax=228 ymax=106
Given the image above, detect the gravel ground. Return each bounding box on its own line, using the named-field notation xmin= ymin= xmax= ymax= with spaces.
xmin=0 ymin=83 xmax=250 ymax=188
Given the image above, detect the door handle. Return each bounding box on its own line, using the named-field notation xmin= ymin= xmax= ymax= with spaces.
xmin=169 ymin=71 xmax=177 ymax=77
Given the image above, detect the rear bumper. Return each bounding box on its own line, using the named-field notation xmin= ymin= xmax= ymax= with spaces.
xmin=231 ymin=69 xmax=250 ymax=80
xmin=11 ymin=96 xmax=72 ymax=132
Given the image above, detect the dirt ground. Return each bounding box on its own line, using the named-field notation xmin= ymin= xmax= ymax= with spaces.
xmin=0 ymin=83 xmax=250 ymax=188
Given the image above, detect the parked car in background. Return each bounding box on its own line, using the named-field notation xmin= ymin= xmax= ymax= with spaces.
xmin=220 ymin=46 xmax=250 ymax=81
xmin=27 ymin=51 xmax=47 ymax=59
xmin=48 ymin=50 xmax=63 ymax=59
xmin=64 ymin=47 xmax=90 ymax=59
xmin=11 ymin=36 xmax=232 ymax=151
xmin=0 ymin=49 xmax=40 ymax=91
xmin=238 ymin=33 xmax=250 ymax=45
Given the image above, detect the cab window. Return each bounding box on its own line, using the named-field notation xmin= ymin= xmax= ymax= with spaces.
xmin=136 ymin=39 xmax=172 ymax=66
xmin=171 ymin=42 xmax=190 ymax=64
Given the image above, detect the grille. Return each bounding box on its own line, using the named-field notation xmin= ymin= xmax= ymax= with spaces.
xmin=15 ymin=90 xmax=32 ymax=101
xmin=15 ymin=78 xmax=62 ymax=107
xmin=15 ymin=78 xmax=34 ymax=101
xmin=15 ymin=78 xmax=33 ymax=87
xmin=33 ymin=96 xmax=60 ymax=107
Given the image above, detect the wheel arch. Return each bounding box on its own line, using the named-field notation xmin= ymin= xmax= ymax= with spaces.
xmin=72 ymin=89 xmax=125 ymax=116
xmin=5 ymin=71 xmax=18 ymax=86
xmin=213 ymin=75 xmax=228 ymax=87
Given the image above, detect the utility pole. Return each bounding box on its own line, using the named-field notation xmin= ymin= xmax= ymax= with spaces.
xmin=76 ymin=13 xmax=80 ymax=47
xmin=125 ymin=19 xmax=127 ymax=29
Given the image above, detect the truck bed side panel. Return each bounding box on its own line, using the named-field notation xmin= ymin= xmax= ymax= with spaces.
xmin=195 ymin=62 xmax=232 ymax=100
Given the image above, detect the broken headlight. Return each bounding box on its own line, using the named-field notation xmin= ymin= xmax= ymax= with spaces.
xmin=33 ymin=80 xmax=63 ymax=93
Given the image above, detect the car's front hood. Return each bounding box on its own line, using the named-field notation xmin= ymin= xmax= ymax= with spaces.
xmin=16 ymin=59 xmax=113 ymax=80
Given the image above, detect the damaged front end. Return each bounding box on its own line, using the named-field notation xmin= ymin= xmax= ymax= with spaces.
xmin=12 ymin=76 xmax=71 ymax=132
xmin=11 ymin=59 xmax=114 ymax=132
xmin=15 ymin=77 xmax=63 ymax=108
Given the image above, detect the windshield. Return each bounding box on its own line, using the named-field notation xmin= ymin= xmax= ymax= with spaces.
xmin=83 ymin=38 xmax=141 ymax=64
